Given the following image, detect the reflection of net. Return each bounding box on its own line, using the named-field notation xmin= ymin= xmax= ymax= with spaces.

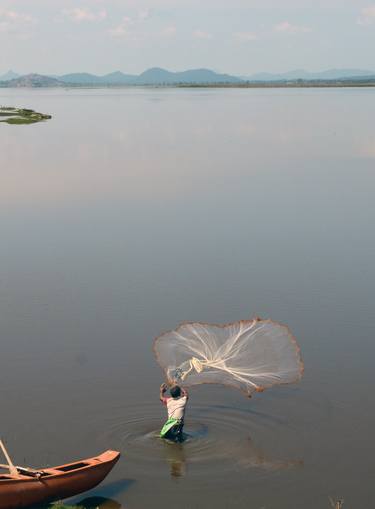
xmin=154 ymin=319 xmax=304 ymax=395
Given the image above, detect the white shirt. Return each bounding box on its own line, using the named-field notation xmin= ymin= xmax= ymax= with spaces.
xmin=165 ymin=396 xmax=188 ymax=421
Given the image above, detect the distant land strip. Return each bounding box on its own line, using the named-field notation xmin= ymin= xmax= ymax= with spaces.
xmin=1 ymin=68 xmax=375 ymax=88
xmin=179 ymin=80 xmax=375 ymax=88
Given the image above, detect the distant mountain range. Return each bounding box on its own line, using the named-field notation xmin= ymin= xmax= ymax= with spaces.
xmin=0 ymin=68 xmax=242 ymax=86
xmin=1 ymin=67 xmax=375 ymax=87
xmin=58 ymin=67 xmax=242 ymax=85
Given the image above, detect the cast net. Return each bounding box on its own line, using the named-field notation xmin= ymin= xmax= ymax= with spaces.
xmin=154 ymin=318 xmax=303 ymax=396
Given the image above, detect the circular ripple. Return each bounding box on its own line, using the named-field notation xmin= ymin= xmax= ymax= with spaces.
xmin=100 ymin=401 xmax=302 ymax=479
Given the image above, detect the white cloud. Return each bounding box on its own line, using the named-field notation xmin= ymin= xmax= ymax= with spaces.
xmin=234 ymin=31 xmax=258 ymax=41
xmin=109 ymin=15 xmax=175 ymax=40
xmin=193 ymin=30 xmax=213 ymax=40
xmin=109 ymin=10 xmax=150 ymax=39
xmin=358 ymin=6 xmax=375 ymax=25
xmin=274 ymin=21 xmax=312 ymax=34
xmin=109 ymin=16 xmax=133 ymax=37
xmin=63 ymin=8 xmax=107 ymax=23
xmin=0 ymin=8 xmax=36 ymax=33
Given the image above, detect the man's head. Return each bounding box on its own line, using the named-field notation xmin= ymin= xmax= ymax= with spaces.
xmin=170 ymin=385 xmax=181 ymax=399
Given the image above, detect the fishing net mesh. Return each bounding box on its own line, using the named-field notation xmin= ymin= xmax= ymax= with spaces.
xmin=154 ymin=319 xmax=303 ymax=396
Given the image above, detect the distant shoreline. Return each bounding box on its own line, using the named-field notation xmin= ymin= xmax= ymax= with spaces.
xmin=179 ymin=81 xmax=375 ymax=88
xmin=1 ymin=80 xmax=375 ymax=89
xmin=2 ymin=68 xmax=375 ymax=89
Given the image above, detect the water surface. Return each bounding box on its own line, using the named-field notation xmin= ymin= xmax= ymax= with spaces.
xmin=0 ymin=87 xmax=374 ymax=509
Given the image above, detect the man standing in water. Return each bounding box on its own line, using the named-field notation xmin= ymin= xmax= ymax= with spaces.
xmin=159 ymin=383 xmax=189 ymax=442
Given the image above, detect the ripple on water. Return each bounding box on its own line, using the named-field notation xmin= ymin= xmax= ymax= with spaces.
xmin=100 ymin=402 xmax=303 ymax=480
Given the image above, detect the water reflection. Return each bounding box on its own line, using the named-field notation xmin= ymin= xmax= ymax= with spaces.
xmin=1 ymin=88 xmax=374 ymax=206
xmin=162 ymin=441 xmax=187 ymax=479
xmin=161 ymin=431 xmax=302 ymax=480
xmin=237 ymin=437 xmax=303 ymax=471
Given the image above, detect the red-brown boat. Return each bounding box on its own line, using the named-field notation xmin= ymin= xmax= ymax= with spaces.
xmin=0 ymin=440 xmax=120 ymax=509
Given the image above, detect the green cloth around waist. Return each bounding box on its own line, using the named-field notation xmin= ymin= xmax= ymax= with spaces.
xmin=160 ymin=417 xmax=182 ymax=437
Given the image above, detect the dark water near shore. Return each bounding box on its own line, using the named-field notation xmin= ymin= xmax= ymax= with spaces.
xmin=0 ymin=88 xmax=374 ymax=509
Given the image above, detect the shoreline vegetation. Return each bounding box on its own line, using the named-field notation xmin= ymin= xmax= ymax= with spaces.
xmin=178 ymin=80 xmax=375 ymax=88
xmin=0 ymin=107 xmax=52 ymax=125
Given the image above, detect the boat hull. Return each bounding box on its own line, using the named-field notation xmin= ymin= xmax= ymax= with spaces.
xmin=0 ymin=450 xmax=120 ymax=509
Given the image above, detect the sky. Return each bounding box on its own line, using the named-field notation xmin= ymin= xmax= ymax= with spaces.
xmin=0 ymin=0 xmax=375 ymax=75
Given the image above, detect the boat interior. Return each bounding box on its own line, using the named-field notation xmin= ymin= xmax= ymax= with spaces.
xmin=0 ymin=459 xmax=94 ymax=480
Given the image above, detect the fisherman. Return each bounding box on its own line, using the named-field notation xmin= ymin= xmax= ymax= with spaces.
xmin=159 ymin=383 xmax=189 ymax=442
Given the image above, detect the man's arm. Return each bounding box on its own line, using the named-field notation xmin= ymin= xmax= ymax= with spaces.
xmin=181 ymin=387 xmax=189 ymax=400
xmin=160 ymin=382 xmax=168 ymax=402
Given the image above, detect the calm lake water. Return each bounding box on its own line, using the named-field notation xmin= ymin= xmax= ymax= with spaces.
xmin=0 ymin=87 xmax=374 ymax=509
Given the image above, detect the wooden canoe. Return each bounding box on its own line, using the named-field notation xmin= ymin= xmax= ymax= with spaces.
xmin=0 ymin=449 xmax=120 ymax=509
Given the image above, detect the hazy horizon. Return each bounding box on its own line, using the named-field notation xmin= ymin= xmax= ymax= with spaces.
xmin=1 ymin=0 xmax=375 ymax=75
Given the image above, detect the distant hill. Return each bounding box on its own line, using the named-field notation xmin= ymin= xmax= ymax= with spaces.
xmin=57 ymin=68 xmax=241 ymax=85
xmin=245 ymin=68 xmax=375 ymax=81
xmin=58 ymin=71 xmax=136 ymax=85
xmin=0 ymin=70 xmax=20 ymax=81
xmin=1 ymin=74 xmax=65 ymax=87
xmin=59 ymin=72 xmax=102 ymax=84
xmin=102 ymin=71 xmax=136 ymax=84
xmin=135 ymin=67 xmax=241 ymax=84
